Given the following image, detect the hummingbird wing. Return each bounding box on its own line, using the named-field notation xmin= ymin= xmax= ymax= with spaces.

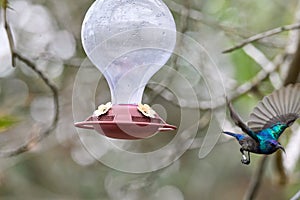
xmin=247 ymin=84 xmax=300 ymax=135
xmin=226 ymin=98 xmax=259 ymax=141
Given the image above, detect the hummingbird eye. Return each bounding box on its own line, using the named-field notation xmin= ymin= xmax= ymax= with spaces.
xmin=270 ymin=142 xmax=276 ymax=147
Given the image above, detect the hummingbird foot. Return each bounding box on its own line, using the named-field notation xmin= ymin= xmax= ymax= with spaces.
xmin=240 ymin=148 xmax=250 ymax=165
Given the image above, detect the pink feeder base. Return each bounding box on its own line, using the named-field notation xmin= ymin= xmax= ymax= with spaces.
xmin=74 ymin=104 xmax=176 ymax=139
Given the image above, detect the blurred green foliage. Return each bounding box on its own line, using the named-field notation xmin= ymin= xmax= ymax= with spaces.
xmin=230 ymin=50 xmax=261 ymax=84
xmin=0 ymin=115 xmax=18 ymax=132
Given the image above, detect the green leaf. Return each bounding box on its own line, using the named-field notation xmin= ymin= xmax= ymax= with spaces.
xmin=0 ymin=115 xmax=18 ymax=132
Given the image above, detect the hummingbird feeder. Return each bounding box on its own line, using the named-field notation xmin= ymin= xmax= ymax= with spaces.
xmin=74 ymin=0 xmax=177 ymax=139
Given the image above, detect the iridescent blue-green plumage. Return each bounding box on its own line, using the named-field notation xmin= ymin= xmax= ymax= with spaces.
xmin=255 ymin=123 xmax=287 ymax=154
xmin=223 ymin=84 xmax=300 ymax=165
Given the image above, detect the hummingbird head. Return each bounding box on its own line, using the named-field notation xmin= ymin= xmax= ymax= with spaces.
xmin=268 ymin=140 xmax=285 ymax=154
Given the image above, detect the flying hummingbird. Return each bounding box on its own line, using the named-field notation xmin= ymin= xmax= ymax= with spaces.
xmin=223 ymin=84 xmax=300 ymax=165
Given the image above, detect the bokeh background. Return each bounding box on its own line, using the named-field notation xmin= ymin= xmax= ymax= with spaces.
xmin=0 ymin=0 xmax=300 ymax=199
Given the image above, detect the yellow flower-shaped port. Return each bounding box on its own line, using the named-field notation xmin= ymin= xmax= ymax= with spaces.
xmin=137 ymin=103 xmax=156 ymax=118
xmin=93 ymin=102 xmax=112 ymax=117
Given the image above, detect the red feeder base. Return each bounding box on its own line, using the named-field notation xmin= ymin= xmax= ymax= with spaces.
xmin=74 ymin=104 xmax=176 ymax=139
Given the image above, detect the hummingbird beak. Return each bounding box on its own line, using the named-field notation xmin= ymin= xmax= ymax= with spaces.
xmin=278 ymin=144 xmax=286 ymax=154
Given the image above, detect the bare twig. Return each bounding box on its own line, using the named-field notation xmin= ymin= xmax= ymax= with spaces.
xmin=193 ymin=53 xmax=282 ymax=110
xmin=226 ymin=53 xmax=283 ymax=99
xmin=147 ymin=42 xmax=284 ymax=110
xmin=13 ymin=52 xmax=59 ymax=98
xmin=2 ymin=0 xmax=15 ymax=67
xmin=223 ymin=23 xmax=300 ymax=53
xmin=167 ymin=1 xmax=286 ymax=49
xmin=0 ymin=53 xmax=59 ymax=157
xmin=3 ymin=62 xmax=58 ymax=156
xmin=0 ymin=0 xmax=60 ymax=157
xmin=244 ymin=156 xmax=268 ymax=200
xmin=165 ymin=0 xmax=216 ymax=27
xmin=0 ymin=52 xmax=59 ymax=157
xmin=148 ymin=56 xmax=280 ymax=110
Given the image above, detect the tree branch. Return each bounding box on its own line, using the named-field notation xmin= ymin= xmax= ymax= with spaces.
xmin=243 ymin=5 xmax=300 ymax=199
xmin=0 ymin=10 xmax=59 ymax=156
xmin=283 ymin=31 xmax=300 ymax=85
xmin=0 ymin=52 xmax=59 ymax=157
xmin=290 ymin=190 xmax=300 ymax=200
xmin=196 ymin=53 xmax=282 ymax=110
xmin=244 ymin=156 xmax=268 ymax=200
xmin=2 ymin=0 xmax=15 ymax=67
xmin=223 ymin=23 xmax=300 ymax=53
xmin=148 ymin=57 xmax=280 ymax=110
xmin=277 ymin=2 xmax=300 ymax=185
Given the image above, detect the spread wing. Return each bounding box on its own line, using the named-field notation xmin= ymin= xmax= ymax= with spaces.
xmin=247 ymin=83 xmax=300 ymax=133
xmin=226 ymin=98 xmax=258 ymax=141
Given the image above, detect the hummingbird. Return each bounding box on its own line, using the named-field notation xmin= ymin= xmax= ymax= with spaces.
xmin=223 ymin=83 xmax=300 ymax=165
